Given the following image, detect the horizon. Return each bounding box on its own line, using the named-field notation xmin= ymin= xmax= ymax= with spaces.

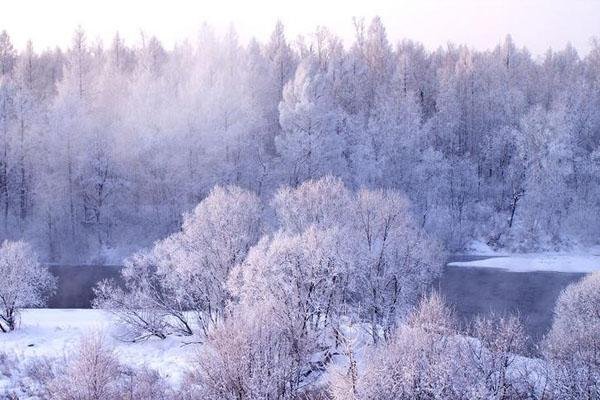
xmin=1 ymin=0 xmax=599 ymax=56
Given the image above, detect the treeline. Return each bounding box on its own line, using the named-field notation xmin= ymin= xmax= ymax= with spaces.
xmin=0 ymin=18 xmax=599 ymax=262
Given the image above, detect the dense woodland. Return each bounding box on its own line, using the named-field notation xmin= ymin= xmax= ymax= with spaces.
xmin=0 ymin=18 xmax=599 ymax=262
xmin=1 ymin=16 xmax=600 ymax=399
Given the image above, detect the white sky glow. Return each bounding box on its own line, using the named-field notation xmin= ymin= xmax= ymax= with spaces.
xmin=1 ymin=0 xmax=599 ymax=55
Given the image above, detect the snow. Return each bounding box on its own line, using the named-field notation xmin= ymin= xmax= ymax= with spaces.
xmin=461 ymin=240 xmax=508 ymax=256
xmin=0 ymin=309 xmax=195 ymax=385
xmin=448 ymin=253 xmax=600 ymax=273
xmin=0 ymin=310 xmax=550 ymax=397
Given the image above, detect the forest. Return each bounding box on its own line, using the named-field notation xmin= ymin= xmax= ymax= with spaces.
xmin=0 ymin=14 xmax=600 ymax=400
xmin=0 ymin=17 xmax=599 ymax=263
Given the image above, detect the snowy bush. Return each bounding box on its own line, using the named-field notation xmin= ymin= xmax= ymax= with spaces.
xmin=330 ymin=293 xmax=476 ymax=400
xmin=43 ymin=332 xmax=172 ymax=400
xmin=330 ymin=294 xmax=539 ymax=400
xmin=0 ymin=335 xmax=174 ymax=400
xmin=467 ymin=314 xmax=535 ymax=399
xmin=0 ymin=240 xmax=56 ymax=332
xmin=184 ymin=302 xmax=317 ymax=400
xmin=45 ymin=333 xmax=123 ymax=399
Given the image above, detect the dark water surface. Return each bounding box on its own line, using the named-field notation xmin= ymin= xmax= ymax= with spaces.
xmin=48 ymin=257 xmax=586 ymax=342
xmin=48 ymin=265 xmax=122 ymax=308
xmin=436 ymin=256 xmax=585 ymax=342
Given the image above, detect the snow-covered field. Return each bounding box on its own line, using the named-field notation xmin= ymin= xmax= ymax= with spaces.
xmin=0 ymin=309 xmax=194 ymax=386
xmin=0 ymin=309 xmax=543 ymax=395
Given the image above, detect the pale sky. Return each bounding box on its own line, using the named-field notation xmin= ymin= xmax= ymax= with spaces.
xmin=1 ymin=0 xmax=599 ymax=55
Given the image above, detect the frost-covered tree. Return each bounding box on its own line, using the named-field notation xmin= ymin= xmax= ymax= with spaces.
xmin=512 ymin=105 xmax=573 ymax=246
xmin=264 ymin=21 xmax=296 ymax=141
xmin=544 ymin=272 xmax=600 ymax=398
xmin=93 ymin=250 xmax=185 ymax=341
xmin=229 ymin=226 xmax=350 ymax=353
xmin=154 ymin=185 xmax=262 ymax=333
xmin=95 ymin=185 xmax=262 ymax=337
xmin=0 ymin=31 xmax=16 ymax=77
xmin=468 ymin=314 xmax=529 ymax=399
xmin=277 ymin=58 xmax=347 ymax=185
xmin=0 ymin=240 xmax=55 ymax=332
xmin=0 ymin=20 xmax=595 ymax=261
xmin=271 ymin=175 xmax=352 ymax=233
xmin=236 ymin=177 xmax=443 ymax=345
xmin=351 ymin=188 xmax=444 ymax=341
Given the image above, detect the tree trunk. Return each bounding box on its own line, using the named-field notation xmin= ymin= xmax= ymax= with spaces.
xmin=2 ymin=138 xmax=8 ymax=234
xmin=19 ymin=112 xmax=27 ymax=226
xmin=508 ymin=189 xmax=524 ymax=229
xmin=0 ymin=308 xmax=16 ymax=332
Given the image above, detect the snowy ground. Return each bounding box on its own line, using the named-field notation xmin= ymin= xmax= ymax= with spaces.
xmin=449 ymin=241 xmax=600 ymax=273
xmin=449 ymin=254 xmax=600 ymax=273
xmin=0 ymin=308 xmax=547 ymax=397
xmin=0 ymin=309 xmax=195 ymax=386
